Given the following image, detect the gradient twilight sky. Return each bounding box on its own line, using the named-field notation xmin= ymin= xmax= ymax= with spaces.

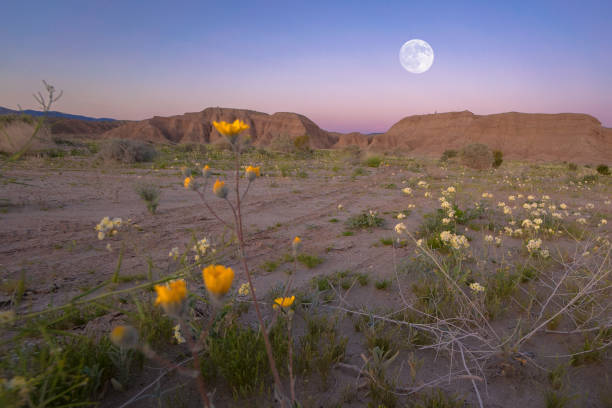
xmin=2 ymin=1 xmax=611 ymax=133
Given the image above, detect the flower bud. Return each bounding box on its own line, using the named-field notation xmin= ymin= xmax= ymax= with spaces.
xmin=213 ymin=179 xmax=228 ymax=199
xmin=110 ymin=325 xmax=139 ymax=349
xmin=202 ymin=165 xmax=211 ymax=178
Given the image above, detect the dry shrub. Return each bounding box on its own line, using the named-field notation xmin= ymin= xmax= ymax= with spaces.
xmin=98 ymin=139 xmax=157 ymax=163
xmin=460 ymin=143 xmax=493 ymax=170
xmin=209 ymin=138 xmax=233 ymax=152
xmin=340 ymin=145 xmax=362 ymax=165
xmin=269 ymin=134 xmax=295 ymax=153
xmin=0 ymin=117 xmax=54 ymax=154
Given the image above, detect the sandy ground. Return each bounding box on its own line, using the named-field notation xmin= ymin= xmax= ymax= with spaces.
xmin=1 ymin=157 xmax=611 ymax=407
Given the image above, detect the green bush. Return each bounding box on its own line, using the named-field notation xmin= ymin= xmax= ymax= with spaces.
xmin=203 ymin=318 xmax=288 ymax=397
xmin=492 ymin=150 xmax=503 ymax=168
xmin=440 ymin=149 xmax=458 ymax=162
xmin=293 ymin=134 xmax=311 ymax=152
xmin=135 ymin=183 xmax=161 ymax=214
xmin=460 ymin=143 xmax=492 ymax=170
xmin=99 ymin=139 xmax=157 ymax=163
xmin=568 ymin=162 xmax=578 ymax=171
xmin=596 ymin=164 xmax=610 ymax=175
xmin=296 ymin=315 xmax=347 ymax=385
xmin=364 ymin=155 xmax=383 ymax=168
xmin=346 ymin=211 xmax=384 ymax=230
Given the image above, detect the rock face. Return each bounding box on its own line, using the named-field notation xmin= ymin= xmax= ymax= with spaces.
xmin=48 ymin=118 xmax=124 ymax=136
xmin=332 ymin=132 xmax=374 ymax=149
xmin=100 ymin=107 xmax=612 ymax=163
xmin=370 ymin=111 xmax=612 ymax=163
xmin=102 ymin=107 xmax=337 ymax=149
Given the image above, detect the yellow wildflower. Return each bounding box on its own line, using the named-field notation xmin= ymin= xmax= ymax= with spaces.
xmin=273 ymin=295 xmax=295 ymax=310
xmin=246 ymin=165 xmax=261 ymax=181
xmin=213 ymin=179 xmax=228 ymax=198
xmin=292 ymin=236 xmax=302 ymax=253
xmin=212 ymin=119 xmax=249 ymax=137
xmin=154 ymin=279 xmax=187 ymax=316
xmin=202 ymin=265 xmax=234 ymax=297
xmin=109 ymin=325 xmax=139 ymax=348
xmin=184 ymin=176 xmax=193 ymax=189
xmin=202 ymin=164 xmax=211 ymax=177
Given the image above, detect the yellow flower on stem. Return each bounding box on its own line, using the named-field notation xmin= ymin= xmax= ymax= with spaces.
xmin=184 ymin=176 xmax=193 ymax=189
xmin=213 ymin=179 xmax=228 ymax=198
xmin=203 ymin=265 xmax=235 ymax=298
xmin=212 ymin=119 xmax=249 ymax=137
xmin=202 ymin=164 xmax=211 ymax=177
xmin=292 ymin=236 xmax=301 ymax=253
xmin=109 ymin=325 xmax=139 ymax=348
xmin=245 ymin=165 xmax=261 ymax=181
xmin=154 ymin=279 xmax=187 ymax=317
xmin=273 ymin=295 xmax=295 ymax=310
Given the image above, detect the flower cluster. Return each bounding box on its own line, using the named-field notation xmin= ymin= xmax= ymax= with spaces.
xmin=238 ymin=282 xmax=250 ymax=296
xmin=439 ymin=231 xmax=470 ymax=249
xmin=95 ymin=216 xmax=122 ymax=240
xmin=469 ymin=282 xmax=485 ymax=293
xmin=193 ymin=237 xmax=211 ymax=258
xmin=168 ymin=247 xmax=180 ymax=259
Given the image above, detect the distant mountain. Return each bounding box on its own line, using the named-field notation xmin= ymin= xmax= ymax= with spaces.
xmin=101 ymin=107 xmax=337 ymax=148
xmin=0 ymin=106 xmax=116 ymax=122
xmin=369 ymin=110 xmax=612 ymax=163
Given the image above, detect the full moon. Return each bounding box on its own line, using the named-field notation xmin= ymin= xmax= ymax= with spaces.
xmin=399 ymin=39 xmax=434 ymax=74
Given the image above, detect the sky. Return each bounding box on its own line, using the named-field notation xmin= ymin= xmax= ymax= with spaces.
xmin=1 ymin=0 xmax=611 ymax=133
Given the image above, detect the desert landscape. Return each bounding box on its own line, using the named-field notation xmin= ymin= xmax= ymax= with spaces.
xmin=0 ymin=105 xmax=611 ymax=408
xmin=2 ymin=2 xmax=612 ymax=407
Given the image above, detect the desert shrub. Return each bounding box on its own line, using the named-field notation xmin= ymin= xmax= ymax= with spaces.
xmin=297 ymin=253 xmax=324 ymax=268
xmin=460 ymin=143 xmax=492 ymax=170
xmin=492 ymin=150 xmax=503 ymax=168
xmin=411 ymin=389 xmax=464 ymax=408
xmin=3 ymin=335 xmax=131 ymax=407
xmin=269 ymin=134 xmax=295 ymax=153
xmin=596 ymin=164 xmax=610 ymax=175
xmin=567 ymin=162 xmax=578 ymax=171
xmin=440 ymin=149 xmax=458 ymax=162
xmin=0 ymin=113 xmax=35 ymax=126
xmin=364 ymin=155 xmax=383 ymax=168
xmin=296 ymin=315 xmax=347 ymax=385
xmin=581 ymin=174 xmax=598 ymax=184
xmin=346 ymin=210 xmax=384 ymax=230
xmin=0 ymin=120 xmax=53 ymax=155
xmin=203 ymin=317 xmax=288 ymax=397
xmin=341 ymin=144 xmax=361 ymax=159
xmin=99 ymin=139 xmax=157 ymax=163
xmin=209 ymin=137 xmax=233 ymax=152
xmin=135 ymin=183 xmax=161 ymax=214
xmin=293 ymin=134 xmax=311 ymax=153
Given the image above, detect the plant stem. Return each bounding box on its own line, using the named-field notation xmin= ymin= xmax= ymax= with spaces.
xmin=232 ymin=144 xmax=287 ymax=406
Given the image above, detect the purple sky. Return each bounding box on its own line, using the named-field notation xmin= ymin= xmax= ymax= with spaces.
xmin=2 ymin=0 xmax=611 ymax=133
